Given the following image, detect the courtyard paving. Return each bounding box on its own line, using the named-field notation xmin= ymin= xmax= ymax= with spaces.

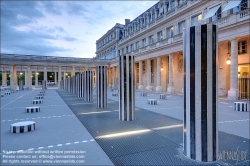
xmin=0 ymin=87 xmax=249 ymax=165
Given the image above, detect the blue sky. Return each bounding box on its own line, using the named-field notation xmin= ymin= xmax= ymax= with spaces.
xmin=1 ymin=1 xmax=157 ymax=58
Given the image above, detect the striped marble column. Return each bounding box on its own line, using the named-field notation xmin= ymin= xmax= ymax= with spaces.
xmin=183 ymin=24 xmax=218 ymax=162
xmin=42 ymin=80 xmax=47 ymax=90
xmin=77 ymin=74 xmax=84 ymax=97
xmin=119 ymin=55 xmax=135 ymax=121
xmin=84 ymin=70 xmax=93 ymax=101
xmin=96 ymin=66 xmax=107 ymax=108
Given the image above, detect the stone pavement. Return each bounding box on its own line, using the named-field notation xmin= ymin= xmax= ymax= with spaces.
xmin=57 ymin=89 xmax=249 ymax=166
xmin=108 ymin=90 xmax=250 ymax=139
xmin=1 ymin=89 xmax=113 ymax=165
xmin=1 ymin=87 xmax=249 ymax=165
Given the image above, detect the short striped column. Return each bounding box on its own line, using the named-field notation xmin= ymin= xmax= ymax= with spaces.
xmin=160 ymin=94 xmax=166 ymax=100
xmin=148 ymin=99 xmax=157 ymax=105
xmin=96 ymin=66 xmax=107 ymax=108
xmin=119 ymin=55 xmax=135 ymax=121
xmin=10 ymin=121 xmax=35 ymax=133
xmin=42 ymin=80 xmax=47 ymax=90
xmin=234 ymin=102 xmax=249 ymax=112
xmin=84 ymin=70 xmax=93 ymax=101
xmin=141 ymin=91 xmax=147 ymax=97
xmin=25 ymin=106 xmax=40 ymax=113
xmin=183 ymin=24 xmax=218 ymax=162
xmin=19 ymin=81 xmax=24 ymax=91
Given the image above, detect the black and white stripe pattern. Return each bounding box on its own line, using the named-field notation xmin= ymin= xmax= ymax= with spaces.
xmin=141 ymin=91 xmax=147 ymax=97
xmin=36 ymin=96 xmax=43 ymax=99
xmin=119 ymin=55 xmax=135 ymax=121
xmin=5 ymin=92 xmax=11 ymax=95
xmin=160 ymin=94 xmax=166 ymax=100
xmin=84 ymin=70 xmax=93 ymax=101
xmin=234 ymin=102 xmax=249 ymax=112
xmin=25 ymin=107 xmax=40 ymax=113
xmin=32 ymin=100 xmax=43 ymax=104
xmin=10 ymin=121 xmax=35 ymax=133
xmin=96 ymin=66 xmax=107 ymax=108
xmin=148 ymin=99 xmax=157 ymax=105
xmin=183 ymin=24 xmax=218 ymax=162
xmin=77 ymin=74 xmax=84 ymax=98
xmin=19 ymin=81 xmax=24 ymax=91
xmin=42 ymin=80 xmax=47 ymax=90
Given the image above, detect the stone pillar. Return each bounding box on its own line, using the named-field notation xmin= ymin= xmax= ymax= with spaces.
xmin=167 ymin=54 xmax=174 ymax=94
xmin=71 ymin=66 xmax=75 ymax=77
xmin=146 ymin=59 xmax=152 ymax=91
xmin=138 ymin=60 xmax=144 ymax=90
xmin=228 ymin=38 xmax=238 ymax=100
xmin=2 ymin=71 xmax=7 ymax=86
xmin=13 ymin=65 xmax=17 ymax=88
xmin=42 ymin=80 xmax=47 ymax=90
xmin=119 ymin=55 xmax=135 ymax=121
xmin=58 ymin=67 xmax=61 ymax=88
xmin=54 ymin=72 xmax=57 ymax=83
xmin=25 ymin=71 xmax=28 ymax=85
xmin=19 ymin=81 xmax=24 ymax=91
xmin=107 ymin=68 xmax=111 ymax=88
xmin=27 ymin=66 xmax=32 ymax=90
xmin=112 ymin=67 xmax=115 ymax=88
xmin=35 ymin=72 xmax=38 ymax=87
xmin=156 ymin=57 xmax=162 ymax=93
xmin=10 ymin=65 xmax=14 ymax=90
xmin=63 ymin=71 xmax=66 ymax=80
xmin=96 ymin=66 xmax=107 ymax=108
xmin=44 ymin=66 xmax=47 ymax=81
xmin=183 ymin=24 xmax=218 ymax=162
xmin=84 ymin=70 xmax=93 ymax=101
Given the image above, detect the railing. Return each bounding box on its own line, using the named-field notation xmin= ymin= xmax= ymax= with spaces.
xmin=238 ymin=77 xmax=250 ymax=100
xmin=177 ymin=1 xmax=188 ymax=11
xmin=0 ymin=54 xmax=111 ymax=63
xmin=165 ymin=9 xmax=175 ymax=18
xmin=239 ymin=9 xmax=250 ymax=18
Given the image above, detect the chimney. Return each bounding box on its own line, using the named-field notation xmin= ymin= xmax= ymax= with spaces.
xmin=125 ymin=19 xmax=130 ymax=25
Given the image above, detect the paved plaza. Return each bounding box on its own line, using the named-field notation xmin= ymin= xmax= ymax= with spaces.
xmin=1 ymin=88 xmax=250 ymax=165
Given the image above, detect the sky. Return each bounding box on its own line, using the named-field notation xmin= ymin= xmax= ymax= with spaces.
xmin=1 ymin=0 xmax=158 ymax=58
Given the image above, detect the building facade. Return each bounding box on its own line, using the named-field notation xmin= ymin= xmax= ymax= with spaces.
xmin=96 ymin=0 xmax=250 ymax=100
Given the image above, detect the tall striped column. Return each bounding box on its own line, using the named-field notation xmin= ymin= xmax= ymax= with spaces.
xmin=183 ymin=24 xmax=218 ymax=162
xmin=79 ymin=74 xmax=84 ymax=98
xmin=119 ymin=55 xmax=135 ymax=121
xmin=84 ymin=71 xmax=93 ymax=101
xmin=96 ymin=66 xmax=107 ymax=108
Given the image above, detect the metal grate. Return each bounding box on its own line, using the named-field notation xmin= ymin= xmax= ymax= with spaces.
xmin=57 ymin=89 xmax=250 ymax=166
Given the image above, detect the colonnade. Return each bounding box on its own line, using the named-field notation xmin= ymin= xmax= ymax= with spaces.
xmin=1 ymin=66 xmax=97 ymax=90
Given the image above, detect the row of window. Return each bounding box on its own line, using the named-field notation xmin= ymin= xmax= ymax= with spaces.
xmin=97 ymin=31 xmax=117 ymax=49
xmin=122 ymin=0 xmax=187 ymax=37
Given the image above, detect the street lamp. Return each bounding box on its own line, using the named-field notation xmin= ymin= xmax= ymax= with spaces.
xmin=226 ymin=41 xmax=231 ymax=65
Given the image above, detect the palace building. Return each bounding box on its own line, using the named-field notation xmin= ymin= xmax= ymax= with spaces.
xmin=96 ymin=0 xmax=250 ymax=100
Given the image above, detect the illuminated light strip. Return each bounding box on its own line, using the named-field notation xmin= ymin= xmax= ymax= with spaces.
xmin=79 ymin=111 xmax=111 ymax=115
xmin=152 ymin=124 xmax=183 ymax=130
xmin=96 ymin=129 xmax=151 ymax=139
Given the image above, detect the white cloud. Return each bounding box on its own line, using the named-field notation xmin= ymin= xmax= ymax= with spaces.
xmin=1 ymin=1 xmax=158 ymax=58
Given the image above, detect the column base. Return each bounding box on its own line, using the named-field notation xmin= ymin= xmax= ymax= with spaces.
xmin=167 ymin=86 xmax=175 ymax=94
xmin=156 ymin=86 xmax=162 ymax=93
xmin=228 ymin=89 xmax=238 ymax=101
xmin=138 ymin=85 xmax=144 ymax=91
xmin=146 ymin=85 xmax=152 ymax=91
